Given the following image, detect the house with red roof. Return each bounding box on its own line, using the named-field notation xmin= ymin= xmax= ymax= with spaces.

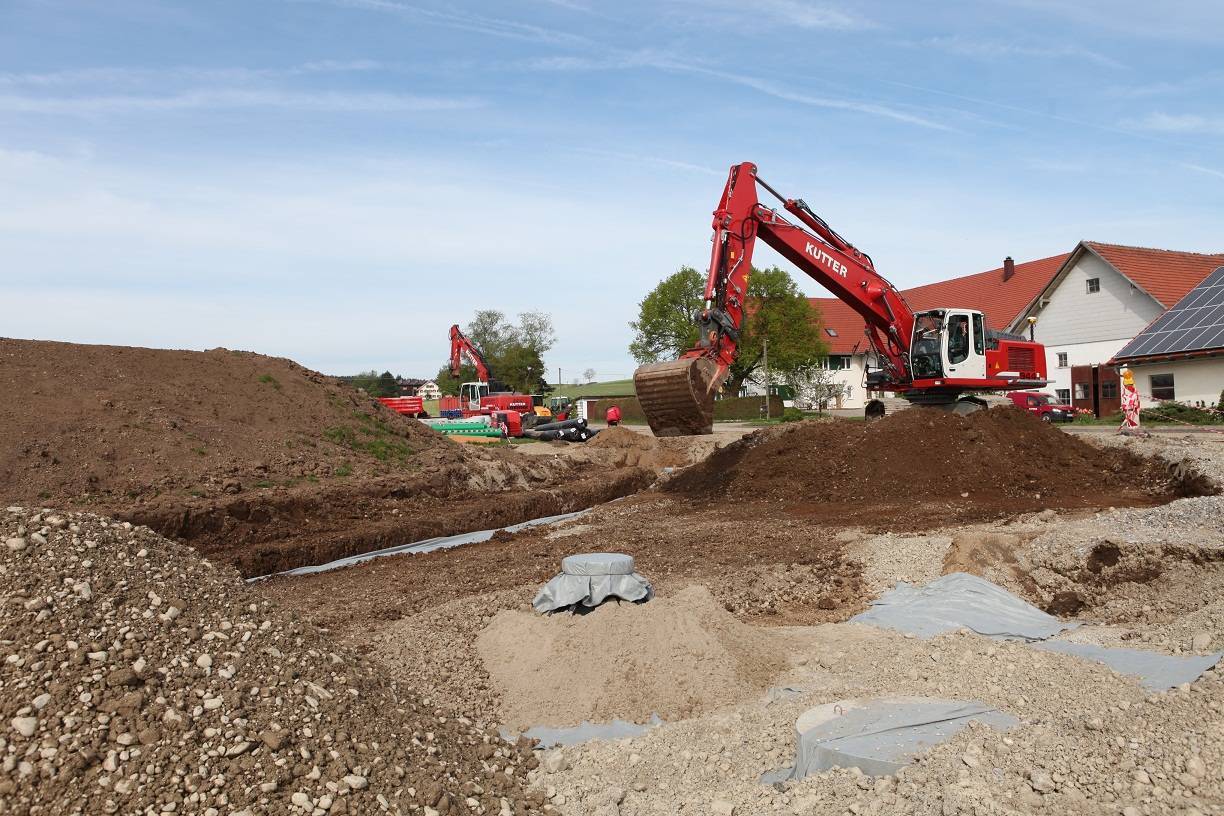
xmin=802 ymin=241 xmax=1223 ymax=413
xmin=1008 ymin=242 xmax=1224 ymax=414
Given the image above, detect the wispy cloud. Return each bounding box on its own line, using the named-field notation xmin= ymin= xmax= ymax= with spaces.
xmin=0 ymin=60 xmax=382 ymax=88
xmin=669 ymin=62 xmax=954 ymax=131
xmin=1126 ymin=112 xmax=1224 ymax=135
xmin=666 ymin=0 xmax=872 ymax=30
xmin=518 ymin=50 xmax=953 ymax=131
xmin=299 ymin=0 xmax=589 ymax=46
xmin=923 ymin=36 xmax=1123 ymax=69
xmin=0 ymin=89 xmax=481 ymax=115
xmin=572 ymin=147 xmax=722 ymax=176
xmin=1181 ymin=162 xmax=1224 ymax=181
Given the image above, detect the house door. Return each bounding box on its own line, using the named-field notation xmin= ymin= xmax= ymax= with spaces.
xmin=1070 ymin=365 xmax=1097 ymax=416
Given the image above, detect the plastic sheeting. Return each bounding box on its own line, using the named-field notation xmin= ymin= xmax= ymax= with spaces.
xmin=849 ymin=572 xmax=1076 ymax=641
xmin=762 ymin=697 xmax=1017 ymax=782
xmin=851 ymin=573 xmax=1221 ymax=690
xmin=1035 ymin=641 xmax=1223 ymax=691
xmin=247 ymin=508 xmax=593 ymax=582
xmin=533 ymin=552 xmax=653 ymax=613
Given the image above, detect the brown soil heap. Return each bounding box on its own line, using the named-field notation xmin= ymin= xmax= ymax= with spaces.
xmin=0 ymin=339 xmax=649 ymax=577
xmin=0 ymin=507 xmax=545 ymax=815
xmin=0 ymin=337 xmax=451 ymax=507
xmin=476 ymin=586 xmax=791 ymax=730
xmin=665 ymin=408 xmax=1194 ymax=528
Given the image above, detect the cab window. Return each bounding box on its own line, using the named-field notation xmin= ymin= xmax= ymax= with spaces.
xmin=948 ymin=314 xmax=970 ymax=365
xmin=972 ymin=314 xmax=985 ymax=355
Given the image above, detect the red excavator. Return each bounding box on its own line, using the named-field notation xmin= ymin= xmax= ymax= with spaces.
xmin=635 ymin=161 xmax=1049 ymax=436
xmin=442 ymin=324 xmax=533 ymax=422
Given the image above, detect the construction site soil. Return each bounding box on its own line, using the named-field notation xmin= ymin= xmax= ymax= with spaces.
xmin=665 ymin=408 xmax=1205 ymax=529
xmin=0 ymin=338 xmax=648 ymax=576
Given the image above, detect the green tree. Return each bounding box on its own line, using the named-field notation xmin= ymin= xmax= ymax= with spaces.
xmin=628 ymin=265 xmax=827 ymax=395
xmin=628 ymin=266 xmax=705 ymax=364
xmin=375 ymin=371 xmax=398 ymax=397
xmin=438 ymin=310 xmax=556 ymax=395
xmin=732 ymin=266 xmax=827 ymax=395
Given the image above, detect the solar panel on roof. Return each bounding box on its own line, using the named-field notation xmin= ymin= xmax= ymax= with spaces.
xmin=1114 ymin=267 xmax=1224 ymax=360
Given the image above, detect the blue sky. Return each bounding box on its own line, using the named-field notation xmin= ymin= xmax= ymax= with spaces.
xmin=2 ymin=0 xmax=1222 ymax=381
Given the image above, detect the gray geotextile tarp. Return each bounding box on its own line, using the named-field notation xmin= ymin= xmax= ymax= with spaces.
xmin=849 ymin=572 xmax=1076 ymax=641
xmin=533 ymin=552 xmax=653 ymax=613
xmin=762 ymin=697 xmax=1017 ymax=781
xmin=852 ymin=573 xmax=1220 ymax=691
xmin=1035 ymin=641 xmax=1223 ymax=691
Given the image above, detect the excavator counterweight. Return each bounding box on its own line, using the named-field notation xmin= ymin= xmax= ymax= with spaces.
xmin=633 ymin=357 xmax=720 ymax=437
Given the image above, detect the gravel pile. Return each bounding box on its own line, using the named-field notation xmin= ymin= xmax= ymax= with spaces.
xmin=0 ymin=507 xmax=544 ymax=816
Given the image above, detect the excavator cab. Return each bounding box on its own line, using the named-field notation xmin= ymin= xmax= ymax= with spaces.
xmin=909 ymin=309 xmax=988 ymax=382
xmin=460 ymin=381 xmax=490 ymax=411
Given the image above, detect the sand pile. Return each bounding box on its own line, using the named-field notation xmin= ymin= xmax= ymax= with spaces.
xmin=0 ymin=338 xmax=455 ymax=508
xmin=0 ymin=506 xmax=544 ymax=815
xmin=665 ymin=408 xmax=1199 ymax=528
xmin=586 ymin=426 xmax=688 ymax=470
xmin=476 ymin=586 xmax=790 ymax=730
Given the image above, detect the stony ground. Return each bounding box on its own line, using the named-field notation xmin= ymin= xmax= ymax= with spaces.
xmin=534 ymin=493 xmax=1224 ymax=816
xmin=5 ymin=412 xmax=1222 ymax=816
xmin=0 ymin=507 xmax=545 ymax=816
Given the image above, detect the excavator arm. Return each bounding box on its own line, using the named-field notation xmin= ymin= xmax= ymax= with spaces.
xmin=449 ymin=324 xmax=492 ymax=383
xmin=635 ymin=162 xmax=916 ymax=435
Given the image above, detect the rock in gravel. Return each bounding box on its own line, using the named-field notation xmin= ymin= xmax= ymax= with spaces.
xmin=1028 ymin=770 xmax=1055 ymax=792
xmin=0 ymin=508 xmax=541 ymax=816
xmin=4 ymin=537 xmax=25 ymax=551
xmin=1192 ymin=632 xmax=1212 ymax=651
xmin=711 ymin=799 xmax=736 ymax=816
xmin=10 ymin=717 xmax=37 ymax=737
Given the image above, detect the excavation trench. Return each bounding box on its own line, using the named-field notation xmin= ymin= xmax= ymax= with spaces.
xmin=125 ymin=466 xmax=654 ymax=577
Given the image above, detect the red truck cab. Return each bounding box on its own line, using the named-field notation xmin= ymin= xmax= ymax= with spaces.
xmin=1006 ymin=391 xmax=1074 ymax=422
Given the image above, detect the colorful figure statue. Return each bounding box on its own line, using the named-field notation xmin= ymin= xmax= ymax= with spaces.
xmin=1119 ymin=366 xmax=1141 ymax=432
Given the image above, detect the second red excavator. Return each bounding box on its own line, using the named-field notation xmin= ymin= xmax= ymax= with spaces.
xmin=634 ymin=161 xmax=1049 ymax=436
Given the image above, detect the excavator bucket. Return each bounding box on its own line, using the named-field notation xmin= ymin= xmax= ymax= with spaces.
xmin=633 ymin=357 xmax=720 ymax=437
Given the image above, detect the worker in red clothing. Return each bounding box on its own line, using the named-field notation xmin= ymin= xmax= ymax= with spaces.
xmin=605 ymin=404 xmax=622 ymax=427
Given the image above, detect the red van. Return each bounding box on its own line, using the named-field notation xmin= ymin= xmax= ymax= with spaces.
xmin=1006 ymin=391 xmax=1074 ymax=422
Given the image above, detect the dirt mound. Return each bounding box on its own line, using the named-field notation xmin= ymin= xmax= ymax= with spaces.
xmin=0 ymin=506 xmax=546 ymax=815
xmin=585 ymin=426 xmax=688 ymax=470
xmin=476 ymin=585 xmax=791 ymax=729
xmin=665 ymin=408 xmax=1198 ymax=528
xmin=0 ymin=337 xmax=453 ymax=508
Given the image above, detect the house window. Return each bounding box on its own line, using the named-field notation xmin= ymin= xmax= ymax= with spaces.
xmin=824 ymin=327 xmax=839 ymax=337
xmin=1056 ymin=352 xmax=1068 ymax=368
xmin=1086 ymin=277 xmax=1100 ymax=294
xmin=823 ymin=355 xmax=851 ymax=370
xmin=1100 ymin=380 xmax=1118 ymax=400
xmin=1056 ymin=389 xmax=1070 ymax=403
xmin=1150 ymin=373 xmax=1175 ymax=401
xmin=1074 ymin=383 xmax=1090 ymax=400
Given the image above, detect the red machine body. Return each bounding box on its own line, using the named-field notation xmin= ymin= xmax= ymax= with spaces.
xmin=634 ymin=162 xmax=1049 ymax=435
xmin=444 ymin=324 xmax=534 ymax=434
xmin=377 ymin=396 xmax=428 ymax=418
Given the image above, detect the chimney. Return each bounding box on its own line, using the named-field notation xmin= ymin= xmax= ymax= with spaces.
xmin=1003 ymin=256 xmax=1015 ymax=282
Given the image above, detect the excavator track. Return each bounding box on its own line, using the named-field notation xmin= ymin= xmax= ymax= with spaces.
xmin=633 ymin=357 xmax=720 ymax=437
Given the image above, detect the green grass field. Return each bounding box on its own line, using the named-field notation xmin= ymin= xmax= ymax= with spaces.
xmin=548 ymin=379 xmax=636 ymax=398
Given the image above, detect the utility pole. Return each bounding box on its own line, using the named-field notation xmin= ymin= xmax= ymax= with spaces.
xmin=762 ymin=337 xmax=770 ymax=419
xmin=557 ymin=367 xmax=561 ymax=391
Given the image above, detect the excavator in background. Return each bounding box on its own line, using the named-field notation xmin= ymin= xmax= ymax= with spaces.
xmin=440 ymin=324 xmax=534 ymax=427
xmin=634 ymin=161 xmax=1050 ymax=436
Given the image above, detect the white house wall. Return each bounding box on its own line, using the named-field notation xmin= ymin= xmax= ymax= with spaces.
xmin=1043 ymin=338 xmax=1134 ymax=401
xmin=1128 ymin=358 xmax=1224 ymax=407
xmin=1030 ymin=253 xmax=1165 ymax=348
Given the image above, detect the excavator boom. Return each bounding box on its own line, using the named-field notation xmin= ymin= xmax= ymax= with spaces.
xmin=449 ymin=324 xmax=492 ymax=383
